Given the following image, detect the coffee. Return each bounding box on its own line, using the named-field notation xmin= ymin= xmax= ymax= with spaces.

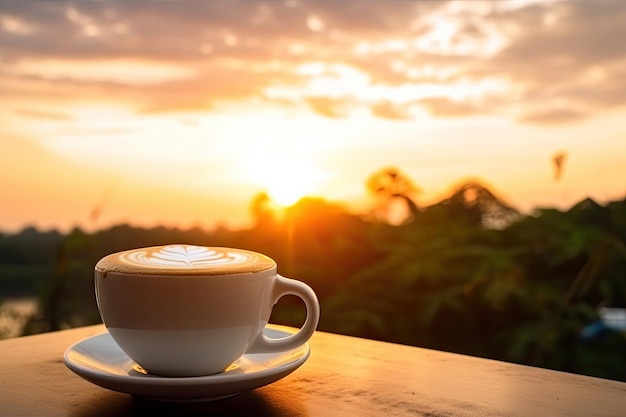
xmin=95 ymin=244 xmax=320 ymax=377
xmin=96 ymin=245 xmax=275 ymax=275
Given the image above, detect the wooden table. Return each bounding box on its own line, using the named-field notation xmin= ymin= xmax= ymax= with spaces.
xmin=1 ymin=324 xmax=625 ymax=416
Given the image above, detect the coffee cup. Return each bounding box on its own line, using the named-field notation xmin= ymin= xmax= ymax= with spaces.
xmin=95 ymin=245 xmax=320 ymax=377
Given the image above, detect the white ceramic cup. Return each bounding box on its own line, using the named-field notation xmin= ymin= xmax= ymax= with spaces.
xmin=95 ymin=245 xmax=320 ymax=377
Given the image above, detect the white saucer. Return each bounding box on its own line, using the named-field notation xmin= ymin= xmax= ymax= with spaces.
xmin=64 ymin=325 xmax=310 ymax=401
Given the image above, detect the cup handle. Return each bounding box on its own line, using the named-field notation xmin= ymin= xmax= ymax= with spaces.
xmin=247 ymin=274 xmax=320 ymax=353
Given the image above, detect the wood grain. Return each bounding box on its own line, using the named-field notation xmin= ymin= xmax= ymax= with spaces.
xmin=1 ymin=325 xmax=625 ymax=416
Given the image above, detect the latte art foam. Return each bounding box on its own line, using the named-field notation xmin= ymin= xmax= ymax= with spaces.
xmin=96 ymin=245 xmax=276 ymax=275
xmin=125 ymin=245 xmax=250 ymax=268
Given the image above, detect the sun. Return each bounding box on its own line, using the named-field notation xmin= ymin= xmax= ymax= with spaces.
xmin=245 ymin=155 xmax=329 ymax=207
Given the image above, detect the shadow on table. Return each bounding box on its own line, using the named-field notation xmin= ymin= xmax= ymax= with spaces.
xmin=70 ymin=389 xmax=308 ymax=417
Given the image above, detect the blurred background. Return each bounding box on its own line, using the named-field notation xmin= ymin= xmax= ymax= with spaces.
xmin=1 ymin=0 xmax=625 ymax=381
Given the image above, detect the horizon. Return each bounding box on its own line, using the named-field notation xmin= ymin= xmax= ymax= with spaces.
xmin=2 ymin=186 xmax=623 ymax=236
xmin=2 ymin=0 xmax=625 ymax=233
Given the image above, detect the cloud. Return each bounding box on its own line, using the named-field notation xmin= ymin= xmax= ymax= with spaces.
xmin=518 ymin=108 xmax=585 ymax=125
xmin=1 ymin=0 xmax=625 ymax=124
xmin=369 ymin=101 xmax=413 ymax=120
xmin=481 ymin=0 xmax=626 ymax=123
xmin=416 ymin=97 xmax=482 ymax=118
xmin=305 ymin=96 xmax=354 ymax=118
xmin=14 ymin=108 xmax=72 ymax=121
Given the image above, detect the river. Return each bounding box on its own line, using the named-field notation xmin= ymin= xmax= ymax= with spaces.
xmin=0 ymin=298 xmax=38 ymax=339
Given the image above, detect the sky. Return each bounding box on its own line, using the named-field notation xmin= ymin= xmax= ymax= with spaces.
xmin=1 ymin=0 xmax=625 ymax=233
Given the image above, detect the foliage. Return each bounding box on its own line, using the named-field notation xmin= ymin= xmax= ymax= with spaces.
xmin=0 ymin=182 xmax=625 ymax=382
xmin=325 ymin=196 xmax=626 ymax=380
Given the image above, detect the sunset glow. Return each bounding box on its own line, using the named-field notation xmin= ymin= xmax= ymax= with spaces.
xmin=1 ymin=0 xmax=625 ymax=232
xmin=245 ymin=154 xmax=330 ymax=207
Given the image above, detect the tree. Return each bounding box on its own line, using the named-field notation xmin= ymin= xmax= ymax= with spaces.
xmin=366 ymin=167 xmax=420 ymax=224
xmin=438 ymin=181 xmax=519 ymax=229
